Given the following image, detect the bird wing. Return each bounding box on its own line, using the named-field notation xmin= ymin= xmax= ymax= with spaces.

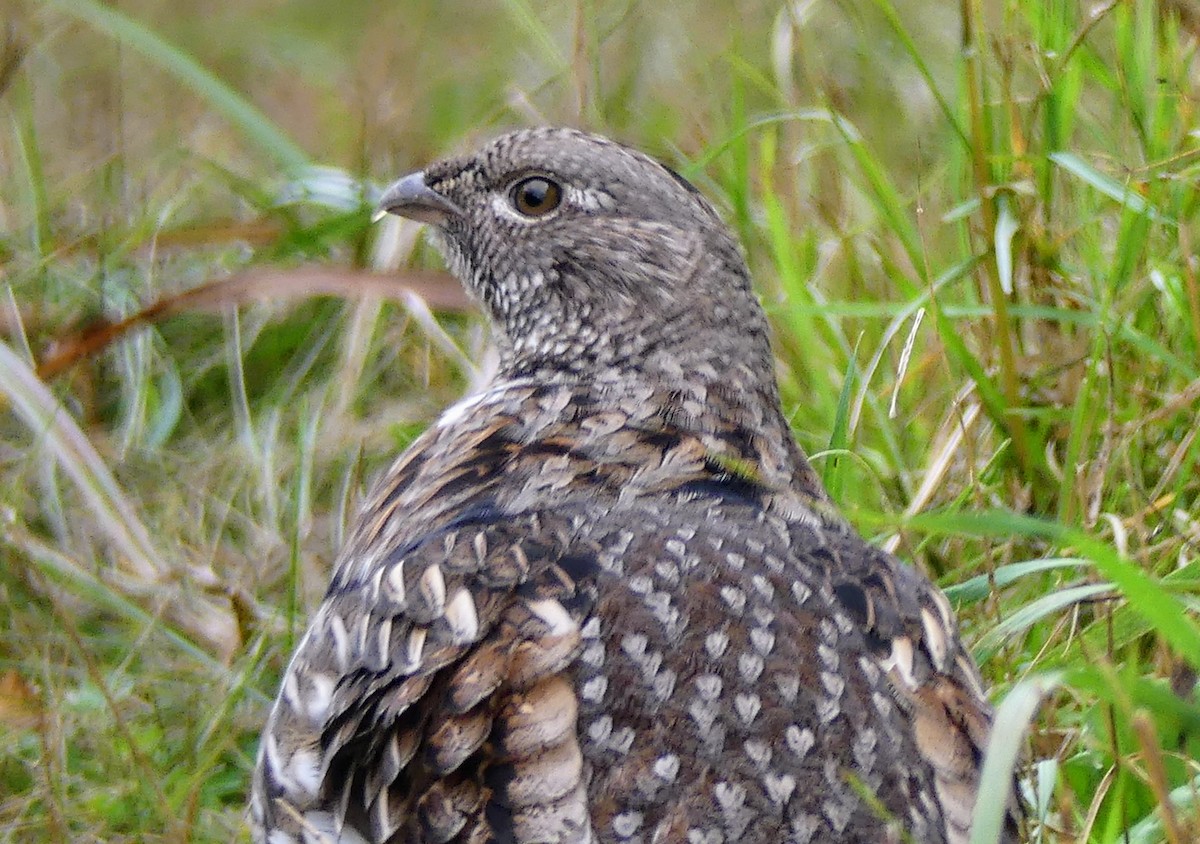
xmin=251 ymin=405 xmax=601 ymax=844
xmin=811 ymin=524 xmax=1023 ymax=844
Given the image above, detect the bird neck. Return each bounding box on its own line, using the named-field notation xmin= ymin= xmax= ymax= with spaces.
xmin=491 ymin=302 xmax=828 ymax=503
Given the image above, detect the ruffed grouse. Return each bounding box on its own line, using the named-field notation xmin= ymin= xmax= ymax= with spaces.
xmin=251 ymin=128 xmax=1018 ymax=844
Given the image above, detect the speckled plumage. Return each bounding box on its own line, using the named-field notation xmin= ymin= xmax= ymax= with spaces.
xmin=250 ymin=128 xmax=1019 ymax=844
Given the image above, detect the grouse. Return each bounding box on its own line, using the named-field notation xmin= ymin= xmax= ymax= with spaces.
xmin=250 ymin=127 xmax=1019 ymax=844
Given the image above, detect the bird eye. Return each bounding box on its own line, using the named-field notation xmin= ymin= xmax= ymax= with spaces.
xmin=510 ymin=177 xmax=562 ymax=217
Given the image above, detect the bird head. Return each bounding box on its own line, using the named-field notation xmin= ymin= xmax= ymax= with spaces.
xmin=377 ymin=127 xmax=771 ymax=384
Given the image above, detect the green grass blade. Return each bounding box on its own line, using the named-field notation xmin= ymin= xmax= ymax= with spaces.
xmin=969 ymin=672 xmax=1065 ymax=844
xmin=943 ymin=557 xmax=1089 ymax=604
xmin=973 ymin=582 xmax=1114 ymax=661
xmin=829 ymin=118 xmax=923 ymax=295
xmin=0 ymin=339 xmax=239 ymax=657
xmin=867 ymin=0 xmax=968 ymax=148
xmin=1126 ymin=773 xmax=1200 ymax=844
xmin=902 ymin=509 xmax=1200 ymax=666
xmin=0 ymin=340 xmax=162 ymax=581
xmin=45 ymin=0 xmax=309 ymax=174
xmin=1049 ymin=151 xmax=1170 ymax=224
xmin=823 ymin=336 xmax=860 ymax=502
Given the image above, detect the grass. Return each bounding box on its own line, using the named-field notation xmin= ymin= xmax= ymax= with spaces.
xmin=1 ymin=0 xmax=1198 ymax=841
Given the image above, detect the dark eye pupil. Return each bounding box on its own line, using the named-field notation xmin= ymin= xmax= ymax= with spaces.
xmin=512 ymin=177 xmax=561 ymax=216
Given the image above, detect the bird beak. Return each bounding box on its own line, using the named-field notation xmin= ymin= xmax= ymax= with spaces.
xmin=373 ymin=171 xmax=463 ymax=225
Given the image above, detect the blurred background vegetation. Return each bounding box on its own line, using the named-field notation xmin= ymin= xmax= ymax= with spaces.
xmin=1 ymin=0 xmax=1198 ymax=841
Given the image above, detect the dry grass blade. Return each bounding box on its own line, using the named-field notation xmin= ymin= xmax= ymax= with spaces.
xmin=3 ymin=342 xmax=162 ymax=583
xmin=883 ymin=392 xmax=981 ymax=555
xmin=0 ymin=339 xmax=239 ymax=658
xmin=36 ymin=267 xmax=469 ymax=380
xmin=1131 ymin=710 xmax=1186 ymax=844
xmin=54 ymin=218 xmax=286 ymax=257
xmin=0 ymin=21 xmax=28 ymax=98
xmin=1125 ymin=375 xmax=1200 ymax=430
xmin=0 ymin=669 xmax=41 ymax=730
